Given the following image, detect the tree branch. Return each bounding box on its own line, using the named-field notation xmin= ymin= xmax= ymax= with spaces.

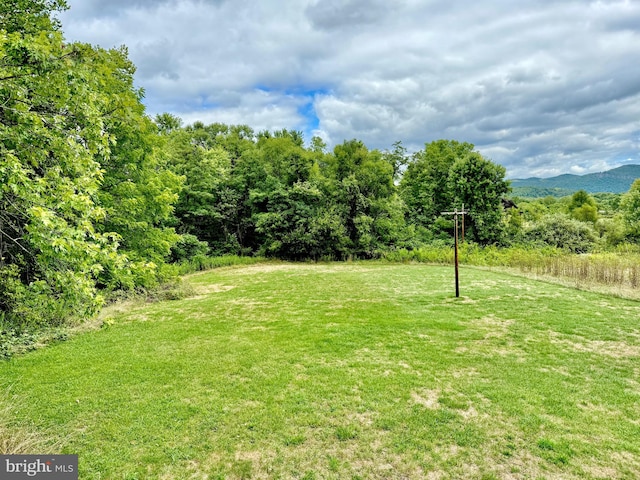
xmin=0 ymin=228 xmax=32 ymax=258
xmin=0 ymin=73 xmax=36 ymax=82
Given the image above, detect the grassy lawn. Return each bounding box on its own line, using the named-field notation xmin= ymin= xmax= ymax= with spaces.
xmin=1 ymin=263 xmax=640 ymax=479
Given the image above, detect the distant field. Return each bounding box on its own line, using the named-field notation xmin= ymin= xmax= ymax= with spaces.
xmin=1 ymin=263 xmax=639 ymax=479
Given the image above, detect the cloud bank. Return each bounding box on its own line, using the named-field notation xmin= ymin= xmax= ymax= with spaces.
xmin=59 ymin=0 xmax=640 ymax=178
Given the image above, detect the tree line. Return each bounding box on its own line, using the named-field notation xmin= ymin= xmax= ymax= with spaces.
xmin=2 ymin=0 xmax=640 ymax=330
xmin=160 ymin=120 xmax=509 ymax=261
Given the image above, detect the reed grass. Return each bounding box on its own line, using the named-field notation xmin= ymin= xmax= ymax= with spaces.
xmin=383 ymin=245 xmax=640 ymax=297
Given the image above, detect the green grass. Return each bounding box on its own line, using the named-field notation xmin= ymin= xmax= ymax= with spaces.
xmin=1 ymin=263 xmax=640 ymax=479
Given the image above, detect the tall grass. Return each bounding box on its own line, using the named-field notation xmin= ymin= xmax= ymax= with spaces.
xmin=175 ymin=254 xmax=269 ymax=275
xmin=0 ymin=400 xmax=58 ymax=454
xmin=383 ymin=245 xmax=640 ymax=294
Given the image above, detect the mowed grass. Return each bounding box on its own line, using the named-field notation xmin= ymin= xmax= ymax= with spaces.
xmin=1 ymin=263 xmax=640 ymax=479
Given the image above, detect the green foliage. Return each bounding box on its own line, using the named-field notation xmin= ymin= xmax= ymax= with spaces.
xmin=502 ymin=206 xmax=524 ymax=244
xmin=154 ymin=112 xmax=182 ymax=134
xmin=169 ymin=234 xmax=209 ymax=263
xmin=163 ymin=131 xmax=411 ymax=260
xmin=0 ymin=323 xmax=69 ymax=359
xmin=524 ymin=214 xmax=598 ymax=253
xmin=448 ymin=152 xmax=510 ymax=244
xmin=593 ymin=192 xmax=622 ymax=215
xmin=166 ymin=122 xmax=258 ymax=255
xmin=595 ymin=217 xmax=627 ymax=247
xmin=254 ymin=181 xmax=344 ymax=260
xmin=329 ymin=141 xmax=403 ymax=257
xmin=383 ymin=140 xmax=409 ymax=181
xmin=88 ymin=50 xmax=182 ymax=286
xmin=400 ymin=141 xmax=508 ymax=244
xmin=511 ymin=186 xmax=574 ymax=198
xmin=620 ymin=179 xmax=640 ymax=238
xmin=0 ymin=6 xmax=118 ymax=326
xmin=0 ymin=1 xmax=180 ymax=327
xmin=567 ymin=190 xmax=598 ymax=223
xmin=0 ymin=0 xmax=68 ymax=34
xmin=400 ymin=139 xmax=474 ymax=228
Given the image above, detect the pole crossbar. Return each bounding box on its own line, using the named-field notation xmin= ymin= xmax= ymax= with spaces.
xmin=441 ymin=207 xmax=468 ymax=297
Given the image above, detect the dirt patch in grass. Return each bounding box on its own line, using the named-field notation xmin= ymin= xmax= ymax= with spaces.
xmin=195 ymin=284 xmax=236 ymax=294
xmin=489 ymin=450 xmax=549 ymax=480
xmin=610 ymin=451 xmax=640 ymax=473
xmin=348 ymin=411 xmax=376 ymax=426
xmin=472 ymin=315 xmax=514 ymax=340
xmin=581 ymin=464 xmax=620 ymax=479
xmin=549 ymin=331 xmax=640 ymax=358
xmin=191 ymin=284 xmax=236 ymax=299
xmin=475 ymin=314 xmax=513 ymax=328
xmin=411 ymin=389 xmax=440 ymax=409
xmin=450 ymin=367 xmax=480 ymax=379
xmin=459 ymin=405 xmax=479 ymax=419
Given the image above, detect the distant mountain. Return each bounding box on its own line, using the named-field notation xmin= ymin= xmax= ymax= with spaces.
xmin=510 ymin=165 xmax=640 ymax=197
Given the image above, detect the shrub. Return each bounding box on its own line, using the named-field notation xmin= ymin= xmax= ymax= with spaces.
xmin=169 ymin=234 xmax=210 ymax=262
xmin=524 ymin=214 xmax=598 ymax=253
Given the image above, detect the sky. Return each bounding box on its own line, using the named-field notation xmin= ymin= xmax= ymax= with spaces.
xmin=57 ymin=0 xmax=640 ymax=179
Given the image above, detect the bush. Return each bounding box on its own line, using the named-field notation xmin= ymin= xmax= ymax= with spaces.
xmin=169 ymin=234 xmax=210 ymax=262
xmin=0 ymin=326 xmax=70 ymax=360
xmin=524 ymin=214 xmax=598 ymax=253
xmin=0 ymin=265 xmax=102 ymax=330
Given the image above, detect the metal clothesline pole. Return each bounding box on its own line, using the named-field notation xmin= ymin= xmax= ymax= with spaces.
xmin=461 ymin=203 xmax=465 ymax=243
xmin=441 ymin=207 xmax=469 ymax=297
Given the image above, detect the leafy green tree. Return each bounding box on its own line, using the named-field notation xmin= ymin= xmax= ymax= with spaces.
xmin=251 ymin=134 xmax=349 ymax=259
xmin=567 ymin=190 xmax=598 ymax=223
xmin=620 ymin=179 xmax=640 ymax=239
xmin=503 ymin=203 xmax=524 ymax=244
xmin=400 ymin=140 xmax=474 ymax=229
xmin=329 ymin=140 xmax=407 ymax=256
xmin=595 ymin=217 xmax=626 ymax=247
xmin=0 ymin=0 xmax=182 ymax=326
xmin=383 ymin=140 xmax=409 ymax=182
xmin=447 ymin=152 xmax=510 ymax=244
xmin=593 ymin=192 xmax=622 ymax=216
xmin=309 ymin=135 xmax=327 ymax=154
xmin=0 ymin=0 xmax=121 ymax=325
xmin=257 ymin=135 xmax=314 ymax=186
xmin=253 ymin=181 xmax=346 ymax=260
xmin=0 ymin=0 xmax=67 ymax=34
xmin=154 ymin=112 xmax=182 ymax=134
xmin=97 ymin=110 xmax=182 ymax=287
xmin=166 ymin=125 xmax=247 ymax=254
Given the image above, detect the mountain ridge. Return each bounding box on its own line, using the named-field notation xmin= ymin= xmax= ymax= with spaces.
xmin=510 ymin=164 xmax=640 ymax=196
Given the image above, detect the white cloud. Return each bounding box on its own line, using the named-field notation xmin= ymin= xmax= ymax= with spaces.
xmin=175 ymin=89 xmax=307 ymax=132
xmin=59 ymin=0 xmax=640 ymax=177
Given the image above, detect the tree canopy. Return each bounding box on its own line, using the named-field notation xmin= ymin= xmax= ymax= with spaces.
xmin=0 ymin=0 xmax=181 ymax=326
